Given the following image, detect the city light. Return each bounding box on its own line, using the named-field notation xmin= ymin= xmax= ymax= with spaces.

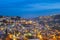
xmin=0 ymin=15 xmax=60 ymax=40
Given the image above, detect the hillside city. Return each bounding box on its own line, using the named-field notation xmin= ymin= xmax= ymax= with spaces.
xmin=0 ymin=15 xmax=60 ymax=40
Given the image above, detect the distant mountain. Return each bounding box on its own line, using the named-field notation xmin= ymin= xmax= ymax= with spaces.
xmin=53 ymin=14 xmax=60 ymax=19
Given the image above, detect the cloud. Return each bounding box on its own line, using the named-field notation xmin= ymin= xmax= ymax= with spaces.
xmin=0 ymin=0 xmax=60 ymax=18
xmin=20 ymin=3 xmax=60 ymax=11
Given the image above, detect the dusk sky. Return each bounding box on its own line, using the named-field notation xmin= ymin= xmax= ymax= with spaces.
xmin=0 ymin=0 xmax=60 ymax=18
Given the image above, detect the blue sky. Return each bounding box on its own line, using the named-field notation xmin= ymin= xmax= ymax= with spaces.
xmin=0 ymin=0 xmax=60 ymax=18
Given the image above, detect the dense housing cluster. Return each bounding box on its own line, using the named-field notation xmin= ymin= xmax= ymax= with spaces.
xmin=0 ymin=15 xmax=60 ymax=40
